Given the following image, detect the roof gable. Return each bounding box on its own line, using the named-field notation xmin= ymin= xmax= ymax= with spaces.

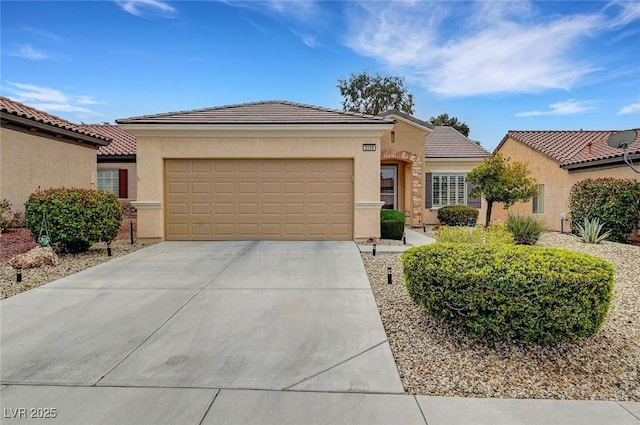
xmin=117 ymin=100 xmax=394 ymax=125
xmin=81 ymin=124 xmax=137 ymax=156
xmin=0 ymin=96 xmax=111 ymax=146
xmin=498 ymin=130 xmax=640 ymax=168
xmin=425 ymin=126 xmax=490 ymax=159
xmin=377 ymin=110 xmax=433 ymax=131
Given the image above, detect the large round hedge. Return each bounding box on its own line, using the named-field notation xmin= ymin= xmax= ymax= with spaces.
xmin=403 ymin=243 xmax=613 ymax=344
xmin=25 ymin=188 xmax=123 ymax=253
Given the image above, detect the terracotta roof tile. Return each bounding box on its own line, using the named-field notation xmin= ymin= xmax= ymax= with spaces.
xmin=503 ymin=130 xmax=640 ymax=166
xmin=116 ymin=100 xmax=394 ymax=125
xmin=425 ymin=126 xmax=490 ymax=158
xmin=82 ymin=125 xmax=137 ymax=156
xmin=0 ymin=96 xmax=111 ymax=143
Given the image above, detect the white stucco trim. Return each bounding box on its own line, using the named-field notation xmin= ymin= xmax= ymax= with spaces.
xmin=131 ymin=201 xmax=162 ymax=210
xmin=355 ymin=201 xmax=385 ymax=210
xmin=118 ymin=123 xmax=394 ymax=139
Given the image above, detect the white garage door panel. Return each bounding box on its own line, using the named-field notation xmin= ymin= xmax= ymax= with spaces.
xmin=165 ymin=159 xmax=353 ymax=240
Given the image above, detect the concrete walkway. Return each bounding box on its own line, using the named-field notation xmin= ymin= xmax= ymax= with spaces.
xmin=358 ymin=227 xmax=436 ymax=253
xmin=1 ymin=240 xmax=638 ymax=424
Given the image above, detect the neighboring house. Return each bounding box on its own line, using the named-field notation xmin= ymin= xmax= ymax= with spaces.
xmin=117 ymin=101 xmax=394 ymax=242
xmin=81 ymin=124 xmax=137 ymax=200
xmin=493 ymin=130 xmax=640 ymax=235
xmin=0 ymin=96 xmax=111 ymax=213
xmin=377 ymin=112 xmax=490 ymax=227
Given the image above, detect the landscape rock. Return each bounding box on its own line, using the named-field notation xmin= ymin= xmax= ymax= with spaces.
xmin=8 ymin=247 xmax=58 ymax=269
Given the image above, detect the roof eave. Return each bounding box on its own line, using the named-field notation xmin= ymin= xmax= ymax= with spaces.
xmin=1 ymin=112 xmax=111 ymax=148
xmin=562 ymin=153 xmax=640 ymax=171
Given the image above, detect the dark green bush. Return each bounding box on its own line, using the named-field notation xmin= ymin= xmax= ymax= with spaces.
xmin=506 ymin=214 xmax=545 ymax=245
xmin=403 ymin=243 xmax=613 ymax=344
xmin=570 ymin=178 xmax=640 ymax=243
xmin=437 ymin=205 xmax=479 ymax=226
xmin=25 ymin=188 xmax=123 ymax=253
xmin=380 ymin=209 xmax=405 ymax=240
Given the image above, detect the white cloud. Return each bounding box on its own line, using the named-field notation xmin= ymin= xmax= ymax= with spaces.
xmin=4 ymin=82 xmax=101 ymax=117
xmin=515 ymin=99 xmax=596 ymax=117
xmin=11 ymin=45 xmax=49 ymax=61
xmin=290 ymin=28 xmax=318 ymax=48
xmin=221 ymin=0 xmax=320 ymax=22
xmin=343 ymin=1 xmax=624 ymax=96
xmin=618 ymin=103 xmax=640 ymax=115
xmin=115 ymin=0 xmax=176 ymax=17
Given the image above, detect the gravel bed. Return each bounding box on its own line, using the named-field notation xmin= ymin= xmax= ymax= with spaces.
xmin=357 ymin=239 xmax=405 ymax=246
xmin=0 ymin=240 xmax=152 ymax=300
xmin=362 ymin=232 xmax=640 ymax=401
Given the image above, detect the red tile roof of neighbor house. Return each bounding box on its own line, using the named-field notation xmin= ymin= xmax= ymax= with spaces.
xmin=116 ymin=100 xmax=394 ymax=125
xmin=81 ymin=124 xmax=137 ymax=156
xmin=425 ymin=126 xmax=490 ymax=158
xmin=500 ymin=130 xmax=640 ymax=167
xmin=0 ymin=96 xmax=111 ymax=144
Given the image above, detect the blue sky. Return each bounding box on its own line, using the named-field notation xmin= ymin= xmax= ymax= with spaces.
xmin=1 ymin=0 xmax=639 ymax=151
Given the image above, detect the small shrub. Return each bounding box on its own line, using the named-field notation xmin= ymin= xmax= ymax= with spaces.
xmin=435 ymin=225 xmax=514 ymax=245
xmin=380 ymin=209 xmax=405 ymax=240
xmin=437 ymin=205 xmax=479 ymax=226
xmin=25 ymin=188 xmax=123 ymax=253
xmin=506 ymin=214 xmax=545 ymax=245
xmin=0 ymin=199 xmax=25 ymax=233
xmin=570 ymin=178 xmax=640 ymax=243
xmin=403 ymin=243 xmax=613 ymax=344
xmin=575 ymin=217 xmax=612 ymax=244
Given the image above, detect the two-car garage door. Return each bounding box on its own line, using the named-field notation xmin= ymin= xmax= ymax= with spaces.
xmin=165 ymin=159 xmax=353 ymax=240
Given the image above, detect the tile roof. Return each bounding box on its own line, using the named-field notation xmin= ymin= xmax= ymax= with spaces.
xmin=377 ymin=110 xmax=433 ymax=130
xmin=500 ymin=130 xmax=640 ymax=167
xmin=425 ymin=126 xmax=490 ymax=158
xmin=0 ymin=96 xmax=111 ymax=144
xmin=81 ymin=125 xmax=137 ymax=156
xmin=116 ymin=100 xmax=394 ymax=125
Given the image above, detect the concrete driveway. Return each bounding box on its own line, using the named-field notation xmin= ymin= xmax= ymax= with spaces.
xmin=0 ymin=241 xmax=407 ymax=424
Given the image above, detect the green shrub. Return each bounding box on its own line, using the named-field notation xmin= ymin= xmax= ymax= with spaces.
xmin=437 ymin=205 xmax=479 ymax=226
xmin=380 ymin=209 xmax=405 ymax=240
xmin=435 ymin=225 xmax=514 ymax=245
xmin=506 ymin=214 xmax=545 ymax=245
xmin=570 ymin=178 xmax=640 ymax=243
xmin=25 ymin=188 xmax=123 ymax=253
xmin=0 ymin=199 xmax=24 ymax=233
xmin=575 ymin=217 xmax=612 ymax=244
xmin=403 ymin=243 xmax=613 ymax=344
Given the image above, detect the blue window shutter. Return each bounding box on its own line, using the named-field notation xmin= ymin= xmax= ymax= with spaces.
xmin=426 ymin=173 xmax=433 ymax=209
xmin=467 ymin=180 xmax=481 ymax=208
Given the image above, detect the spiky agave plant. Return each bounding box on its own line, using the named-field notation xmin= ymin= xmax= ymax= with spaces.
xmin=575 ymin=217 xmax=612 ymax=244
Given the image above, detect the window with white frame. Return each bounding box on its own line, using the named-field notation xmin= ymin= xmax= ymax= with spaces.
xmin=532 ymin=184 xmax=545 ymax=214
xmin=432 ymin=173 xmax=466 ymax=208
xmin=97 ymin=169 xmax=119 ymax=195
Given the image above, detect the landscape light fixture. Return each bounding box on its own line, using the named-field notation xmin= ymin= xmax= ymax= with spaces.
xmin=607 ymin=130 xmax=639 ymax=174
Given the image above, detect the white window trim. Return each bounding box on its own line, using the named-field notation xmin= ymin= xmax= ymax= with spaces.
xmin=97 ymin=169 xmax=119 ymax=195
xmin=532 ymin=184 xmax=545 ymax=214
xmin=432 ymin=172 xmax=467 ymax=209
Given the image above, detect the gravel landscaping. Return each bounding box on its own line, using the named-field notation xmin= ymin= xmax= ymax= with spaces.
xmin=362 ymin=231 xmax=639 ymax=401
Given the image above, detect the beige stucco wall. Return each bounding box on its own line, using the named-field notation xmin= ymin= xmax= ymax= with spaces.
xmin=0 ymin=127 xmax=97 ymax=213
xmin=380 ymin=119 xmax=429 ymax=226
xmin=495 ymin=137 xmax=640 ymax=232
xmin=126 ymin=128 xmax=387 ymax=242
xmin=97 ymin=162 xmax=137 ymax=200
xmin=423 ymin=159 xmax=487 ymax=225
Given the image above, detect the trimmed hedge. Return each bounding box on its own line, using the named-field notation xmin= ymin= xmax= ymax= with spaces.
xmin=381 ymin=209 xmax=405 ymax=240
xmin=437 ymin=205 xmax=479 ymax=226
xmin=403 ymin=243 xmax=613 ymax=344
xmin=435 ymin=224 xmax=514 ymax=245
xmin=570 ymin=178 xmax=640 ymax=243
xmin=25 ymin=188 xmax=123 ymax=253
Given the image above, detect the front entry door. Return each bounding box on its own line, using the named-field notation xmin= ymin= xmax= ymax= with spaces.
xmin=380 ymin=165 xmax=397 ymax=210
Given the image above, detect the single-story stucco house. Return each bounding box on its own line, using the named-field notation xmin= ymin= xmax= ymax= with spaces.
xmin=81 ymin=124 xmax=137 ymax=201
xmin=117 ymin=101 xmax=491 ymax=242
xmin=493 ymin=129 xmax=640 ymax=237
xmin=0 ymin=96 xmax=111 ymax=213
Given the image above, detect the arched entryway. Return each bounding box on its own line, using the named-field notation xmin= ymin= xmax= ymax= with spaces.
xmin=380 ymin=150 xmax=423 ymax=226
